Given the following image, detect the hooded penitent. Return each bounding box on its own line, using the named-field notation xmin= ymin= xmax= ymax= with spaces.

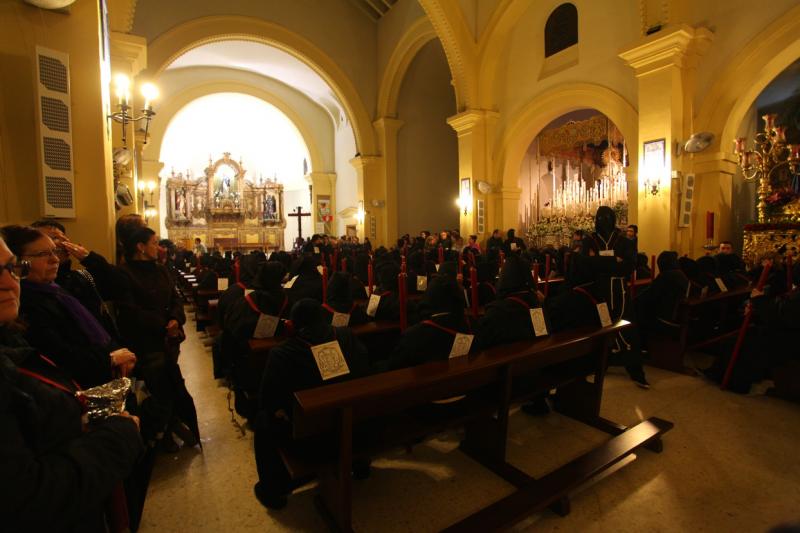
xmin=594 ymin=205 xmax=616 ymax=238
xmin=496 ymin=255 xmax=532 ymax=297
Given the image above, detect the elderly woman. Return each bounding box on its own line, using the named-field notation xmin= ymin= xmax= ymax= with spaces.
xmin=1 ymin=225 xmax=136 ymax=388
xmin=0 ymin=235 xmax=142 ymax=531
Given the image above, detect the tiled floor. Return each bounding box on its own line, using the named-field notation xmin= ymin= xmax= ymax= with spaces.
xmin=139 ymin=314 xmax=800 ymax=532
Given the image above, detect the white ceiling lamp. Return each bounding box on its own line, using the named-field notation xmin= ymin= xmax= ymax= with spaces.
xmin=24 ymin=0 xmax=76 ymax=9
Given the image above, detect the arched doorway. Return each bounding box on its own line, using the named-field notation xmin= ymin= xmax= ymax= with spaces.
xmin=518 ymin=109 xmax=630 ymax=248
xmin=158 ymin=92 xmax=313 ymax=249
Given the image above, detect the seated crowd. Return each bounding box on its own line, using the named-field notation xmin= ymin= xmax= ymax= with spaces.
xmin=1 ymin=206 xmax=797 ymax=528
xmin=1 ymin=215 xmax=199 ymax=531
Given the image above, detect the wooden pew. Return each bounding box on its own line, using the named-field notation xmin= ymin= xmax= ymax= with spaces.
xmin=279 ymin=320 xmax=673 ymax=531
xmin=647 ymin=285 xmax=751 ymax=373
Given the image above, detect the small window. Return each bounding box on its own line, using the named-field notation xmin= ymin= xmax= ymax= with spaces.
xmin=545 ymin=3 xmax=578 ymax=58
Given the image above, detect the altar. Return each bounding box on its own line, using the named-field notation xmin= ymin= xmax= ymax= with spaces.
xmin=165 ymin=152 xmax=287 ymax=251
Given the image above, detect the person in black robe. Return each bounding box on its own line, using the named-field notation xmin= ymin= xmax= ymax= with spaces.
xmin=580 ymin=206 xmax=647 ymax=387
xmin=702 ymin=262 xmax=800 ymax=396
xmin=503 ymin=228 xmax=527 ymax=255
xmin=371 ymin=261 xmax=402 ymax=321
xmin=475 ymin=255 xmax=543 ymax=350
xmin=380 ymin=277 xmax=470 ymax=371
xmin=486 ymin=229 xmax=504 ymax=255
xmin=286 ymin=254 xmax=323 ymax=307
xmin=253 ymin=299 xmax=369 ymax=509
xmin=635 ymin=251 xmax=689 ymax=351
xmin=321 ymin=272 xmax=369 ymax=326
xmin=223 ymin=261 xmax=289 ymax=418
xmin=213 ymin=253 xmax=267 ymax=379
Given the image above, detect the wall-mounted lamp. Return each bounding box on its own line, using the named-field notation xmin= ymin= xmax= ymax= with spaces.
xmin=143 ymin=206 xmax=158 ymax=224
xmin=456 ymin=177 xmax=472 ymax=215
xmin=642 ymin=139 xmax=666 ymax=197
xmin=138 ymin=179 xmax=158 ymax=222
xmin=108 ymin=73 xmax=158 ymax=147
xmin=356 ymin=201 xmax=365 ymax=224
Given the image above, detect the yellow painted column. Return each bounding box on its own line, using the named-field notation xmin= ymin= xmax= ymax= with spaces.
xmin=690 ymin=152 xmax=737 ymax=254
xmin=308 ymin=171 xmax=337 ymax=236
xmin=349 ymin=155 xmax=386 ymax=247
xmin=620 ymin=25 xmax=712 ymax=258
xmin=448 ymin=109 xmax=498 ymax=239
xmin=373 ymin=117 xmax=403 ymax=244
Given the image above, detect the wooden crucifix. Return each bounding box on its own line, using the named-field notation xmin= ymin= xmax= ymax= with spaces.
xmin=288 ymin=205 xmax=311 ymax=241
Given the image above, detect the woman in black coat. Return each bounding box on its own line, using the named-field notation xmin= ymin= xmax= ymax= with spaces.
xmin=1 ymin=225 xmax=136 ymax=388
xmin=116 ymin=227 xmax=198 ymax=451
xmin=0 ymin=236 xmax=142 ymax=532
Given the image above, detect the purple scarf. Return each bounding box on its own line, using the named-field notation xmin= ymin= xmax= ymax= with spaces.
xmin=21 ymin=280 xmax=112 ymax=347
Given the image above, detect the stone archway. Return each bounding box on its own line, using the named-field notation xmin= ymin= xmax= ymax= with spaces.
xmin=141 ymin=15 xmax=377 ymax=156
xmin=494 ymin=83 xmax=639 ymax=230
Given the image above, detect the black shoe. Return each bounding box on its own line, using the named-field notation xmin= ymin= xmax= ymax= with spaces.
xmin=521 ymin=397 xmax=550 ymax=416
xmin=159 ymin=433 xmax=180 ymax=453
xmin=628 ymin=368 xmax=650 ymax=389
xmin=254 ymin=482 xmax=287 ymax=510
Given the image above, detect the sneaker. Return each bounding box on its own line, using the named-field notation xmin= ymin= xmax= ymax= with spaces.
xmin=254 ymin=482 xmax=287 ymax=510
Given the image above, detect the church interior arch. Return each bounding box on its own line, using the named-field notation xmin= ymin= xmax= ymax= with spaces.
xmin=396 ymin=38 xmax=459 ymax=237
xmin=142 ymin=38 xmax=361 ymax=244
xmin=729 ymin=58 xmax=800 ymax=250
xmin=517 ymin=109 xmax=630 ymax=245
xmin=157 ymin=92 xmax=313 ymax=248
xmin=495 ymin=83 xmax=639 ymax=230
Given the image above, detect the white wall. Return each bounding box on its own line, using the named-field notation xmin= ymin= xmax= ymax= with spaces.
xmin=396 ymin=39 xmax=459 ymax=236
xmin=283 ymin=188 xmax=313 ymax=248
xmin=149 ymin=67 xmax=335 ymax=172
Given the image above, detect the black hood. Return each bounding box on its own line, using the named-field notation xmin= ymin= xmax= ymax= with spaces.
xmin=657 ymin=251 xmax=680 ymax=272
xmin=290 ymin=298 xmax=330 ymax=341
xmin=326 ymin=272 xmax=354 ymax=307
xmin=595 ymin=206 xmax=616 ymax=237
xmin=496 ymin=255 xmax=532 ymax=295
xmin=678 ymin=257 xmax=699 ymax=280
xmin=252 ymin=261 xmax=287 ymax=290
xmin=238 ymin=254 xmax=266 ymax=286
xmin=420 ymin=276 xmax=465 ymax=317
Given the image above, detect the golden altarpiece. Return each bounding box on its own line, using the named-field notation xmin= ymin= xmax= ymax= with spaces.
xmin=165 ymin=153 xmax=286 ymax=250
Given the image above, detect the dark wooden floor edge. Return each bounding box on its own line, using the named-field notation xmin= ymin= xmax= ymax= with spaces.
xmin=441 ymin=417 xmax=674 ymax=533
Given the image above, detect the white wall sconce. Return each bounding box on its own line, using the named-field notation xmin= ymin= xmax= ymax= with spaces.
xmin=456 ymin=177 xmax=473 ymax=215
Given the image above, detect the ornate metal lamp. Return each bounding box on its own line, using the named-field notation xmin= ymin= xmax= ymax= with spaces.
xmin=108 ymin=74 xmax=158 ymax=147
xmin=734 ymin=113 xmax=800 ymax=223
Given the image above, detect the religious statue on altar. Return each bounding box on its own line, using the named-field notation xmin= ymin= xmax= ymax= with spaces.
xmin=164 ymin=152 xmax=287 ymax=250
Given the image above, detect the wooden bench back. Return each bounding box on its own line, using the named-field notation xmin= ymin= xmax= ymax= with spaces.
xmin=291 ymin=321 xmax=629 ymax=438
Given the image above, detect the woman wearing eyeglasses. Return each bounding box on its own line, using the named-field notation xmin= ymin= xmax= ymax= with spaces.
xmin=0 ymin=225 xmax=137 ymax=389
xmin=0 ymin=235 xmax=143 ymax=531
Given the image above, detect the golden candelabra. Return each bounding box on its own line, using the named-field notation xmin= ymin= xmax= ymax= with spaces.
xmin=734 ymin=113 xmax=800 ymax=223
